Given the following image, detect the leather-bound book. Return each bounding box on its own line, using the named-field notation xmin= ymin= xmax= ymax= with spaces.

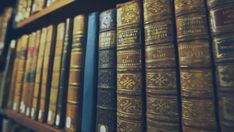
xmin=143 ymin=0 xmax=181 ymax=131
xmin=20 ymin=32 xmax=36 ymax=115
xmin=0 ymin=40 xmax=16 ymax=109
xmin=55 ymin=18 xmax=72 ymax=128
xmin=38 ymin=25 xmax=56 ymax=122
xmin=96 ymin=9 xmax=116 ymax=132
xmin=174 ymin=0 xmax=218 ymax=131
xmin=116 ymin=0 xmax=144 ymax=131
xmin=31 ymin=28 xmax=47 ymax=120
xmin=81 ymin=12 xmax=99 ymax=132
xmin=65 ymin=15 xmax=87 ymax=132
xmin=13 ymin=35 xmax=29 ymax=112
xmin=47 ymin=22 xmax=65 ymax=126
xmin=207 ymin=0 xmax=234 ymax=131
xmin=7 ymin=40 xmax=19 ymax=109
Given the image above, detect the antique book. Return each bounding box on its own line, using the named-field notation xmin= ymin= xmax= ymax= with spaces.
xmin=20 ymin=32 xmax=36 ymax=115
xmin=25 ymin=0 xmax=33 ymax=19
xmin=65 ymin=14 xmax=87 ymax=132
xmin=55 ymin=18 xmax=72 ymax=128
xmin=47 ymin=22 xmax=66 ymax=126
xmin=174 ymin=0 xmax=217 ymax=131
xmin=0 ymin=40 xmax=16 ymax=109
xmin=32 ymin=0 xmax=45 ymax=14
xmin=116 ymin=0 xmax=144 ymax=131
xmin=96 ymin=9 xmax=117 ymax=132
xmin=38 ymin=25 xmax=56 ymax=122
xmin=7 ymin=40 xmax=20 ymax=109
xmin=81 ymin=12 xmax=99 ymax=132
xmin=31 ymin=28 xmax=47 ymax=120
xmin=13 ymin=35 xmax=28 ymax=112
xmin=143 ymin=0 xmax=180 ymax=131
xmin=207 ymin=0 xmax=234 ymax=131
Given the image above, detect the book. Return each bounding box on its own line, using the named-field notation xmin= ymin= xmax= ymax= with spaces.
xmin=32 ymin=0 xmax=46 ymax=14
xmin=208 ymin=0 xmax=234 ymax=131
xmin=38 ymin=25 xmax=56 ymax=122
xmin=31 ymin=28 xmax=47 ymax=120
xmin=47 ymin=22 xmax=66 ymax=126
xmin=20 ymin=32 xmax=36 ymax=115
xmin=0 ymin=40 xmax=16 ymax=109
xmin=143 ymin=0 xmax=180 ymax=131
xmin=13 ymin=35 xmax=29 ymax=112
xmin=96 ymin=8 xmax=117 ymax=132
xmin=65 ymin=14 xmax=87 ymax=132
xmin=55 ymin=18 xmax=72 ymax=128
xmin=81 ymin=12 xmax=99 ymax=132
xmin=174 ymin=0 xmax=217 ymax=131
xmin=116 ymin=0 xmax=144 ymax=131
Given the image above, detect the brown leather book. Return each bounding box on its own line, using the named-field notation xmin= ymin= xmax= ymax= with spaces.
xmin=116 ymin=0 xmax=145 ymax=131
xmin=207 ymin=0 xmax=234 ymax=131
xmin=20 ymin=32 xmax=36 ymax=115
xmin=47 ymin=22 xmax=66 ymax=126
xmin=96 ymin=8 xmax=117 ymax=132
xmin=38 ymin=25 xmax=56 ymax=122
xmin=174 ymin=0 xmax=218 ymax=131
xmin=65 ymin=15 xmax=86 ymax=132
xmin=31 ymin=28 xmax=47 ymax=120
xmin=143 ymin=0 xmax=181 ymax=131
xmin=12 ymin=35 xmax=29 ymax=112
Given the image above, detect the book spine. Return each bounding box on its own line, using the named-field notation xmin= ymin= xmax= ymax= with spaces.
xmin=21 ymin=32 xmax=36 ymax=115
xmin=55 ymin=18 xmax=72 ymax=128
xmin=26 ymin=30 xmax=41 ymax=117
xmin=13 ymin=35 xmax=29 ymax=112
xmin=116 ymin=0 xmax=144 ymax=131
xmin=143 ymin=0 xmax=181 ymax=131
xmin=81 ymin=12 xmax=99 ymax=132
xmin=31 ymin=28 xmax=47 ymax=120
xmin=38 ymin=25 xmax=56 ymax=122
xmin=207 ymin=0 xmax=234 ymax=131
xmin=96 ymin=9 xmax=117 ymax=132
xmin=47 ymin=22 xmax=65 ymax=126
xmin=174 ymin=0 xmax=217 ymax=131
xmin=65 ymin=14 xmax=86 ymax=132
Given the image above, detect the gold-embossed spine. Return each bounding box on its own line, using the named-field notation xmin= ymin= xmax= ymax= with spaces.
xmin=117 ymin=1 xmax=144 ymax=131
xmin=38 ymin=25 xmax=56 ymax=122
xmin=175 ymin=0 xmax=217 ymax=131
xmin=65 ymin=14 xmax=86 ymax=132
xmin=47 ymin=23 xmax=65 ymax=125
xmin=208 ymin=0 xmax=234 ymax=130
xmin=144 ymin=0 xmax=180 ymax=131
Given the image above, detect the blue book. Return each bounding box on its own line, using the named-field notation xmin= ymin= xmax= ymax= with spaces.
xmin=81 ymin=12 xmax=99 ymax=132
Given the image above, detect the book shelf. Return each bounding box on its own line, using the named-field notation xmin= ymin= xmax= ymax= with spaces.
xmin=2 ymin=110 xmax=62 ymax=132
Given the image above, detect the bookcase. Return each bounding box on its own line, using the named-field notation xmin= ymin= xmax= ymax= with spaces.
xmin=0 ymin=0 xmax=234 ymax=132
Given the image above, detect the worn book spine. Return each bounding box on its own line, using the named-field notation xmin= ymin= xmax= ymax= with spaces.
xmin=47 ymin=23 xmax=65 ymax=126
xmin=81 ymin=12 xmax=99 ymax=132
xmin=65 ymin=15 xmax=86 ymax=132
xmin=116 ymin=0 xmax=144 ymax=131
xmin=0 ymin=40 xmax=16 ymax=109
xmin=21 ymin=32 xmax=36 ymax=115
xmin=26 ymin=30 xmax=41 ymax=117
xmin=32 ymin=0 xmax=45 ymax=14
xmin=13 ymin=35 xmax=29 ymax=112
xmin=143 ymin=0 xmax=181 ymax=131
xmin=7 ymin=40 xmax=19 ymax=109
xmin=207 ymin=0 xmax=234 ymax=131
xmin=55 ymin=18 xmax=72 ymax=128
xmin=38 ymin=25 xmax=56 ymax=122
xmin=96 ymin=9 xmax=116 ymax=132
xmin=31 ymin=28 xmax=47 ymax=120
xmin=174 ymin=0 xmax=218 ymax=131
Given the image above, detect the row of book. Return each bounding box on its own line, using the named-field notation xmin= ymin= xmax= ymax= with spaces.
xmin=1 ymin=0 xmax=234 ymax=132
xmin=0 ymin=7 xmax=13 ymax=55
xmin=16 ymin=0 xmax=59 ymax=22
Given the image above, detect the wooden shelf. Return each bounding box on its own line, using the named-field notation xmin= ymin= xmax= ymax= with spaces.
xmin=2 ymin=109 xmax=62 ymax=132
xmin=16 ymin=0 xmax=75 ymax=29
